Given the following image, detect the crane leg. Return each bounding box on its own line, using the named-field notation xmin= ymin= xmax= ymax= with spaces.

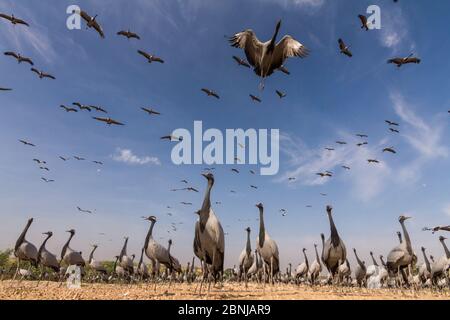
xmin=270 ymin=257 xmax=274 ymax=285
xmin=12 ymin=258 xmax=20 ymax=281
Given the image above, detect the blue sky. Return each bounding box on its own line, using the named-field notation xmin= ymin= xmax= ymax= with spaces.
xmin=0 ymin=0 xmax=449 ymax=270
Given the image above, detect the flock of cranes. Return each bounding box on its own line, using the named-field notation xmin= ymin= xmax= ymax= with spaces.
xmin=5 ymin=171 xmax=450 ymax=292
xmin=1 ymin=3 xmax=450 ymax=297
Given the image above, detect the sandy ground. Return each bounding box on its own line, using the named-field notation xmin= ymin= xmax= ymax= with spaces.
xmin=1 ymin=281 xmax=449 ymax=300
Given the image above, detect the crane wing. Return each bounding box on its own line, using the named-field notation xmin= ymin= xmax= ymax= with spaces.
xmin=4 ymin=51 xmax=19 ymax=59
xmin=271 ymin=35 xmax=309 ymax=73
xmin=229 ymin=29 xmax=263 ymax=68
xmin=0 ymin=13 xmax=13 ymax=22
xmin=387 ymin=246 xmax=405 ymax=264
xmin=79 ymin=10 xmax=92 ymax=23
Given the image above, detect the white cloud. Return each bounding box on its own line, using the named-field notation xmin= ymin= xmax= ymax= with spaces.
xmin=112 ymin=148 xmax=161 ymax=166
xmin=378 ymin=7 xmax=415 ymax=53
xmin=391 ymin=93 xmax=448 ymax=159
xmin=277 ymin=132 xmax=391 ymax=201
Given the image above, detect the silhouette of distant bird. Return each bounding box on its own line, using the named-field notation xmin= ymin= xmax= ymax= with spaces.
xmin=388 ymin=54 xmax=421 ymax=67
xmin=137 ymin=50 xmax=164 ymax=63
xmin=357 ymin=142 xmax=368 ymax=147
xmin=73 ymin=102 xmax=91 ymax=112
xmin=336 ymin=141 xmax=347 ymax=145
xmin=90 ymin=105 xmax=107 ymax=113
xmin=74 ymin=156 xmax=85 ymax=161
xmin=41 ymin=178 xmax=54 ymax=183
xmin=276 ymin=90 xmax=286 ymax=98
xmin=92 ymin=161 xmax=103 ymax=165
xmin=338 ymin=38 xmax=352 ymax=57
xmin=141 ymin=107 xmax=161 ymax=116
xmin=385 ymin=120 xmax=399 ymax=126
xmin=232 ymin=56 xmax=250 ymax=68
xmin=31 ymin=68 xmax=55 ymax=80
xmin=19 ymin=139 xmax=35 ymax=147
xmin=358 ymin=14 xmax=369 ymax=31
xmin=356 ymin=134 xmax=368 ymax=138
xmin=0 ymin=13 xmax=29 ymax=26
xmin=161 ymin=135 xmax=182 ymax=141
xmin=79 ymin=10 xmax=105 ymax=38
xmin=342 ymin=166 xmax=351 ymax=170
xmin=249 ymin=94 xmax=261 ymax=102
xmin=4 ymin=51 xmax=33 ymax=65
xmin=278 ymin=65 xmax=290 ymax=75
xmin=92 ymin=117 xmax=124 ymax=126
xmin=201 ymin=88 xmax=220 ymax=99
xmin=231 ymin=168 xmax=240 ymax=174
xmin=60 ymin=105 xmax=78 ymax=112
xmin=390 ymin=128 xmax=400 ymax=133
xmin=368 ymin=159 xmax=380 ymax=164
xmin=383 ymin=147 xmax=396 ymax=154
xmin=77 ymin=207 xmax=93 ymax=214
xmin=117 ymin=29 xmax=140 ymax=40
xmin=0 ymin=87 xmax=12 ymax=91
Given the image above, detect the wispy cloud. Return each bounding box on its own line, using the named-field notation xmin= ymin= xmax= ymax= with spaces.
xmin=391 ymin=92 xmax=448 ymax=159
xmin=378 ymin=6 xmax=415 ymax=54
xmin=112 ymin=148 xmax=161 ymax=166
xmin=277 ymin=132 xmax=391 ymax=201
xmin=443 ymin=204 xmax=450 ymax=217
xmin=0 ymin=2 xmax=57 ymax=65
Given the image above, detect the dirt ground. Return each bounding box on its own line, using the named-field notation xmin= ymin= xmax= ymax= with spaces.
xmin=1 ymin=281 xmax=449 ymax=300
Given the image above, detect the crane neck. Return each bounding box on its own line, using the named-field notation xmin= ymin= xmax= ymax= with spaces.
xmin=37 ymin=233 xmax=52 ymax=264
xmin=440 ymin=239 xmax=450 ymax=259
xmin=138 ymin=248 xmax=144 ymax=269
xmin=327 ymin=212 xmax=340 ymax=247
xmin=354 ymin=250 xmax=364 ymax=269
xmin=61 ymin=233 xmax=74 ymax=260
xmin=191 ymin=256 xmax=195 ymax=273
xmin=303 ymin=250 xmax=309 ymax=269
xmin=144 ymin=220 xmax=156 ymax=250
xmin=246 ymin=230 xmax=251 ymax=254
xmin=422 ymin=249 xmax=431 ymax=271
xmin=88 ymin=246 xmax=97 ymax=264
xmin=379 ymin=256 xmax=387 ymax=267
xmin=113 ymin=257 xmax=119 ymax=272
xmin=314 ymin=246 xmax=320 ymax=264
xmin=370 ymin=253 xmax=378 ymax=266
xmin=199 ymin=180 xmax=213 ymax=231
xmin=120 ymin=238 xmax=128 ymax=260
xmin=258 ymin=207 xmax=265 ymax=248
xmin=15 ymin=220 xmax=32 ymax=252
xmin=400 ymin=221 xmax=412 ymax=254
xmin=269 ymin=24 xmax=280 ymax=51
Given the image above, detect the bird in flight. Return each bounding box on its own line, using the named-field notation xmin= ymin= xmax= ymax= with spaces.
xmin=161 ymin=135 xmax=183 ymax=141
xmin=77 ymin=207 xmax=93 ymax=214
xmin=389 ymin=128 xmax=400 ymax=133
xmin=356 ymin=134 xmax=368 ymax=138
xmin=141 ymin=107 xmax=161 ymax=116
xmin=74 ymin=156 xmax=85 ymax=161
xmin=388 ymin=54 xmax=421 ymax=67
xmin=358 ymin=14 xmax=369 ymax=31
xmin=39 ymin=167 xmax=50 ymax=171
xmin=357 ymin=142 xmax=368 ymax=147
xmin=0 ymin=13 xmax=29 ymax=26
xmin=249 ymin=94 xmax=261 ymax=103
xmin=59 ymin=156 xmax=69 ymax=161
xmin=19 ymin=139 xmax=35 ymax=147
xmin=79 ymin=10 xmax=105 ymax=38
xmin=90 ymin=105 xmax=107 ymax=113
xmin=368 ymin=159 xmax=380 ymax=164
xmin=229 ymin=20 xmax=309 ymax=89
xmin=317 ymin=172 xmax=332 ymax=178
xmin=342 ymin=166 xmax=351 ymax=170
xmin=180 ymin=202 xmax=192 ymax=206
xmin=0 ymin=87 xmax=12 ymax=91
xmin=325 ymin=148 xmax=335 ymax=151
xmin=41 ymin=177 xmax=54 ymax=183
xmin=73 ymin=102 xmax=91 ymax=112
xmin=4 ymin=51 xmax=33 ymax=65
xmin=288 ymin=177 xmax=296 ymax=181
xmin=385 ymin=120 xmax=399 ymax=126
xmin=249 ymin=170 xmax=256 ymax=174
xmin=278 ymin=65 xmax=290 ymax=75
xmin=92 ymin=161 xmax=103 ymax=165
xmin=33 ymin=159 xmax=46 ymax=164
xmin=117 ymin=29 xmax=140 ymax=40
xmin=232 ymin=56 xmax=250 ymax=68
xmin=336 ymin=141 xmax=347 ymax=145
xmin=276 ymin=90 xmax=286 ymax=98
xmin=201 ymin=88 xmax=220 ymax=99
xmin=250 ymin=185 xmax=258 ymax=189
xmin=231 ymin=168 xmax=240 ymax=174
xmin=338 ymin=38 xmax=352 ymax=57
xmin=137 ymin=50 xmax=164 ymax=63
xmin=182 ymin=187 xmax=199 ymax=193
xmin=60 ymin=105 xmax=78 ymax=112
xmin=92 ymin=117 xmax=125 ymax=126
xmin=383 ymin=147 xmax=396 ymax=154
xmin=31 ymin=68 xmax=55 ymax=80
